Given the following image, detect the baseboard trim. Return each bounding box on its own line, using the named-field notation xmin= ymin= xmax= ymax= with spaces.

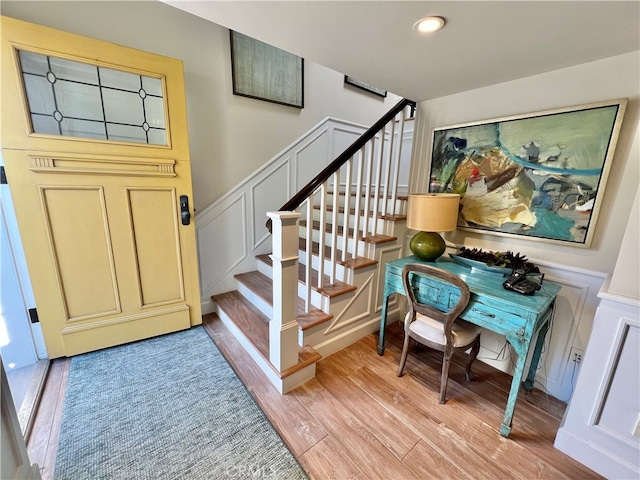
xmin=555 ymin=427 xmax=639 ymax=479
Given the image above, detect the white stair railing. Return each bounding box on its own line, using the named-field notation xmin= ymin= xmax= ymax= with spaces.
xmin=269 ymin=98 xmax=415 ymax=325
xmin=297 ymin=103 xmax=413 ymax=309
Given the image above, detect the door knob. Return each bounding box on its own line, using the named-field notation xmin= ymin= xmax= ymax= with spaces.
xmin=180 ymin=195 xmax=191 ymax=225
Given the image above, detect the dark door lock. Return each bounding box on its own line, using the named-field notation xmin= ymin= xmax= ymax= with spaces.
xmin=180 ymin=195 xmax=191 ymax=226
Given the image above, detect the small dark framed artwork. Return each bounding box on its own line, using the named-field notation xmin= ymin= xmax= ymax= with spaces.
xmin=344 ymin=75 xmax=387 ymax=98
xmin=230 ymin=31 xmax=304 ymax=108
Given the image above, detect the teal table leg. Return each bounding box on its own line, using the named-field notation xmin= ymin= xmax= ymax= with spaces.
xmin=377 ymin=293 xmax=390 ymax=355
xmin=500 ymin=341 xmax=528 ymax=437
xmin=523 ymin=305 xmax=554 ymax=392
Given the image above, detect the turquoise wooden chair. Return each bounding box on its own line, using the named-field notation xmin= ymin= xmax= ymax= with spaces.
xmin=397 ymin=263 xmax=481 ymax=403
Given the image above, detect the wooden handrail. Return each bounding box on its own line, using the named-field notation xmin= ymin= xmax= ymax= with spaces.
xmin=267 ymin=98 xmax=416 ymax=232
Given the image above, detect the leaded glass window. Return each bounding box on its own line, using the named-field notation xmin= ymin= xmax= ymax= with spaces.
xmin=18 ymin=50 xmax=167 ymax=145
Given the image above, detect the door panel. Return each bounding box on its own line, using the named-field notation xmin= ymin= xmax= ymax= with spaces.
xmin=127 ymin=188 xmax=184 ymax=307
xmin=40 ymin=186 xmax=120 ymax=320
xmin=1 ymin=16 xmax=201 ymax=357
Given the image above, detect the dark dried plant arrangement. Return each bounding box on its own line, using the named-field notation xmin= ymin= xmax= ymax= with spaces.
xmin=457 ymin=247 xmax=539 ymax=273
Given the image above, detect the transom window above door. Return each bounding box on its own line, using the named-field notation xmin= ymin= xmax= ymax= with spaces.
xmin=18 ymin=50 xmax=167 ymax=145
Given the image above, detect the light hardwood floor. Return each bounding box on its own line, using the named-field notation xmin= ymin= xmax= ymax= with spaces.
xmin=27 ymin=314 xmax=602 ymax=479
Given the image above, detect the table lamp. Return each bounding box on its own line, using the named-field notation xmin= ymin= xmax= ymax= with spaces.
xmin=406 ymin=193 xmax=460 ymax=262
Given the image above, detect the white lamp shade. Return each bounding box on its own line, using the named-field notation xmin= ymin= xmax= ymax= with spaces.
xmin=406 ymin=193 xmax=460 ymax=232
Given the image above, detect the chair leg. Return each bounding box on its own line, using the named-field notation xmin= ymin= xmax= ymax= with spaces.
xmin=397 ymin=335 xmax=412 ymax=377
xmin=439 ymin=348 xmax=453 ymax=404
xmin=465 ymin=335 xmax=481 ymax=381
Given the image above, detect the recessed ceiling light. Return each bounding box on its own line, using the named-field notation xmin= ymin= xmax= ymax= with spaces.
xmin=414 ymin=16 xmax=446 ymax=34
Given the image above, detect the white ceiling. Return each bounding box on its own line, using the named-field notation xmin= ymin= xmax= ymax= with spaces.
xmin=164 ymin=1 xmax=640 ymax=102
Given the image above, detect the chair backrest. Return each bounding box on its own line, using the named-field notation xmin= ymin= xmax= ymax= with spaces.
xmin=402 ymin=263 xmax=471 ymax=338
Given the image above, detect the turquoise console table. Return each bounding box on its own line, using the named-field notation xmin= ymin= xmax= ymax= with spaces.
xmin=378 ymin=256 xmax=561 ymax=437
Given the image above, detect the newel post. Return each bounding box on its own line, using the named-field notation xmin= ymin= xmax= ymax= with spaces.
xmin=266 ymin=211 xmax=301 ymax=372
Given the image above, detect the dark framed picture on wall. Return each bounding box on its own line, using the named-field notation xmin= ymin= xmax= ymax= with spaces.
xmin=230 ymin=31 xmax=304 ymax=108
xmin=428 ymin=99 xmax=627 ymax=247
xmin=344 ymin=76 xmax=387 ymax=98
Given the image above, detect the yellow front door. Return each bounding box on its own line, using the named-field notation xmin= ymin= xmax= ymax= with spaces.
xmin=1 ymin=16 xmax=201 ymax=357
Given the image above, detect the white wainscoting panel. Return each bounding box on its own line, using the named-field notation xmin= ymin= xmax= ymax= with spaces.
xmin=555 ymin=293 xmax=640 ymax=479
xmin=295 ymin=128 xmax=330 ymax=189
xmin=251 ymin=159 xmax=290 ymax=249
xmin=374 ymin=243 xmax=404 ymax=316
xmin=197 ymin=192 xmax=247 ymax=305
xmin=331 ymin=125 xmax=363 ymax=159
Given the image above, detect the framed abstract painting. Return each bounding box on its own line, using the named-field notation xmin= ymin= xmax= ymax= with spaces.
xmin=428 ymin=99 xmax=627 ymax=247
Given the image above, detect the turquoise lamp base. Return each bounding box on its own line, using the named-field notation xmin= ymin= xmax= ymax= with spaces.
xmin=409 ymin=231 xmax=446 ymax=262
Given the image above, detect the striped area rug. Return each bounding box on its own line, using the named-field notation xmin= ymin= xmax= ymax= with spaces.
xmin=54 ymin=326 xmax=307 ymax=479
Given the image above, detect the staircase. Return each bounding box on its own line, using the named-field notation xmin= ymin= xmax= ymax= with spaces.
xmin=211 ymin=99 xmax=416 ymax=393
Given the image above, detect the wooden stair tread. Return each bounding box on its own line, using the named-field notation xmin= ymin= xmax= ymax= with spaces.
xmin=253 ymin=259 xmax=357 ymax=298
xmin=212 ymin=291 xmax=268 ymax=352
xmin=300 ymin=220 xmax=397 ymax=244
xmin=296 ymin=238 xmax=378 ymax=270
xmin=327 ymin=189 xmax=408 ymax=201
xmin=300 ymin=220 xmax=398 ymax=245
xmin=211 ymin=291 xmax=321 ymax=378
xmin=316 ymin=204 xmax=406 ymax=217
xmin=379 ymin=214 xmax=407 ymax=221
xmin=362 ymin=234 xmax=397 ymax=244
xmin=235 ymin=270 xmax=334 ymax=328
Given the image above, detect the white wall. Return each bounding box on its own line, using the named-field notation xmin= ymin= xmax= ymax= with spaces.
xmin=413 ymin=52 xmax=640 ymax=278
xmin=610 ymin=183 xmax=640 ymax=300
xmin=1 ymin=0 xmax=400 ymax=212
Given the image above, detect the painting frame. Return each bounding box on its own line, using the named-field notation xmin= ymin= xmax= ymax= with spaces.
xmin=344 ymin=75 xmax=387 ymax=98
xmin=428 ymin=99 xmax=627 ymax=247
xmin=230 ymin=30 xmax=304 ymax=109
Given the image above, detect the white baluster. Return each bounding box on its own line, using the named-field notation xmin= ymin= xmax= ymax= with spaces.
xmin=305 ymin=197 xmax=313 ymax=313
xmin=330 ymin=171 xmax=340 ymax=284
xmin=372 ymin=124 xmax=386 ymax=235
xmin=342 ymin=159 xmax=352 ymax=262
xmin=352 ymin=146 xmax=365 ymax=258
xmin=381 ymin=116 xmax=396 ymax=217
xmin=318 ymin=183 xmax=327 ymax=288
xmin=390 ymin=107 xmax=407 ymax=217
xmin=363 ymin=138 xmax=374 ymax=238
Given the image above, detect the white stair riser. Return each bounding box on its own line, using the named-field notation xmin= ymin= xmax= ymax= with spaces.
xmin=255 ymin=256 xmax=348 ymax=303
xmin=256 ymin=259 xmax=272 ymax=278
xmin=299 ymin=218 xmax=389 ymax=246
xmin=298 ymin=251 xmax=348 ymax=279
xmin=216 ymin=307 xmax=313 ymax=394
xmin=299 ymin=231 xmax=359 ymax=258
xmin=237 ymin=270 xmax=326 ymax=313
xmin=310 ymin=210 xmax=394 ymax=231
xmin=236 ymin=282 xmax=273 ymax=318
xmin=324 ymin=195 xmax=406 ymax=216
